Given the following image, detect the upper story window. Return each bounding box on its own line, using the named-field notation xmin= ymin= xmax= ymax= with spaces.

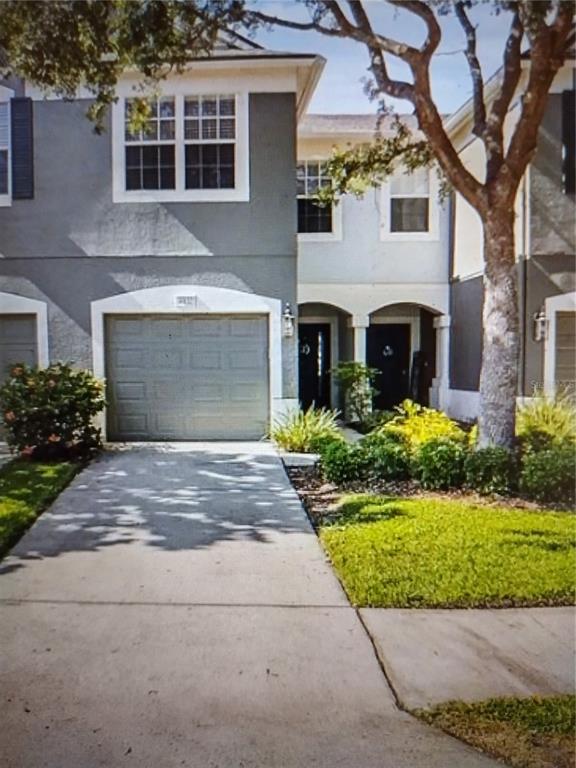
xmin=0 ymin=100 xmax=10 ymax=204
xmin=390 ymin=170 xmax=429 ymax=233
xmin=297 ymin=160 xmax=342 ymax=241
xmin=125 ymin=97 xmax=176 ymax=191
xmin=381 ymin=168 xmax=438 ymax=241
xmin=113 ymin=91 xmax=248 ymax=203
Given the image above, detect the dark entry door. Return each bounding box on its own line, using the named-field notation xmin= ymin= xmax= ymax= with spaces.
xmin=298 ymin=323 xmax=331 ymax=409
xmin=367 ymin=324 xmax=410 ymax=410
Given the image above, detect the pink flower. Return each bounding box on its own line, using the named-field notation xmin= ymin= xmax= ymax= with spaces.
xmin=21 ymin=446 xmax=34 ymax=457
xmin=47 ymin=434 xmax=61 ymax=443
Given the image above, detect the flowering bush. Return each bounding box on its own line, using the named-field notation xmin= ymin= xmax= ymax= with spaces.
xmin=0 ymin=362 xmax=106 ymax=460
xmin=378 ymin=399 xmax=467 ymax=452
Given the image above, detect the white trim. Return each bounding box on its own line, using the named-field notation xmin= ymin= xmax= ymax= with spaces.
xmin=0 ymin=292 xmax=49 ymax=365
xmin=0 ymin=94 xmax=12 ymax=208
xmin=90 ymin=284 xmax=284 ymax=441
xmin=445 ymin=388 xmax=480 ymax=422
xmin=543 ymin=291 xmax=576 ymax=396
xmin=297 ymin=283 xmax=449 ymax=318
xmin=112 ymin=91 xmax=249 ymax=203
xmin=380 ymin=169 xmax=440 ymax=242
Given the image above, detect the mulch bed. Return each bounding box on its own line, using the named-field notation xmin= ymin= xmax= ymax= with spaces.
xmin=285 ymin=464 xmax=562 ymax=530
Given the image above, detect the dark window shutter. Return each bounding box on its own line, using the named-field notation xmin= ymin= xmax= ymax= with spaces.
xmin=562 ymin=89 xmax=575 ymax=195
xmin=11 ymin=97 xmax=34 ymax=199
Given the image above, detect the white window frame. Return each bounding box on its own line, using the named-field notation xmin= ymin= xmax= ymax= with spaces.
xmin=297 ymin=159 xmax=342 ymax=243
xmin=380 ymin=168 xmax=439 ymax=242
xmin=0 ymin=85 xmax=13 ymax=208
xmin=113 ymin=89 xmax=249 ymax=203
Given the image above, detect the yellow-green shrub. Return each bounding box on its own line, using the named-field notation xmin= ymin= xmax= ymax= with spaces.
xmin=378 ymin=399 xmax=466 ymax=452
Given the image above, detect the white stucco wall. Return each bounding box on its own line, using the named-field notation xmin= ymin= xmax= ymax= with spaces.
xmin=297 ymin=136 xmax=450 ymax=293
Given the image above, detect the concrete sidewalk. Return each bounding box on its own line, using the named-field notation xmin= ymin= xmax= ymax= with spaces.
xmin=0 ymin=443 xmax=500 ymax=767
xmin=361 ymin=606 xmax=576 ymax=710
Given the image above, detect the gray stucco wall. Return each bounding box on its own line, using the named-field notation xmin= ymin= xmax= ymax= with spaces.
xmin=449 ymin=275 xmax=483 ymax=392
xmin=523 ymin=253 xmax=576 ymax=394
xmin=530 ymin=92 xmax=576 ymax=257
xmin=0 ymin=92 xmax=298 ymax=397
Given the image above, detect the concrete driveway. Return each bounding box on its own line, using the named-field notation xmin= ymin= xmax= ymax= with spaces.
xmin=0 ymin=443 xmax=500 ymax=767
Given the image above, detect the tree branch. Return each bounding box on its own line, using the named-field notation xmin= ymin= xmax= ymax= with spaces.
xmin=388 ymin=0 xmax=441 ymax=61
xmin=504 ymin=1 xmax=573 ymax=193
xmin=454 ymin=1 xmax=486 ymax=137
xmin=484 ymin=6 xmax=524 ymax=181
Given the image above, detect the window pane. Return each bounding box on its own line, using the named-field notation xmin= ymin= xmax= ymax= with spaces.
xmin=125 ymin=146 xmax=141 ymax=168
xmin=159 ymin=120 xmax=175 ymax=140
xmin=185 ymin=144 xmax=235 ymax=189
xmin=142 ymin=145 xmax=158 ymax=166
xmin=142 ymin=167 xmax=159 ymax=189
xmin=143 ymin=121 xmax=158 ymax=141
xmin=220 ymin=119 xmax=235 ymax=139
xmin=160 ymin=145 xmax=175 ymax=165
xmin=185 ymin=120 xmax=199 ymax=140
xmin=202 ymin=97 xmax=217 ymax=116
xmin=160 ymin=166 xmax=175 ymax=190
xmin=390 ymin=197 xmax=429 ymax=232
xmin=298 ymin=198 xmax=332 ymax=234
xmin=126 ymin=168 xmax=141 ymax=191
xmin=0 ymin=149 xmax=8 ymax=194
xmin=185 ymin=98 xmax=199 ymax=117
xmin=220 ymin=97 xmax=235 ymax=116
xmin=390 ymin=169 xmax=429 ymax=196
xmin=159 ymin=98 xmax=175 ymax=118
xmin=202 ymin=119 xmax=218 ymax=139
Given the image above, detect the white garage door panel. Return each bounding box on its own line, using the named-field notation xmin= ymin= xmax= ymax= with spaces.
xmin=106 ymin=314 xmax=269 ymax=441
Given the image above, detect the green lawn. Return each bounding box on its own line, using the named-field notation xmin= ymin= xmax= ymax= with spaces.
xmin=0 ymin=459 xmax=80 ymax=558
xmin=319 ymin=495 xmax=576 ymax=607
xmin=417 ymin=695 xmax=575 ymax=768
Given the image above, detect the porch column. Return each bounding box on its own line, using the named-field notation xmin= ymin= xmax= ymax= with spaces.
xmin=351 ymin=314 xmax=370 ymax=364
xmin=431 ymin=314 xmax=451 ymax=411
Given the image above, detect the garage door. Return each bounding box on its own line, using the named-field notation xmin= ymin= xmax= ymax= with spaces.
xmin=105 ymin=314 xmax=270 ymax=440
xmin=0 ymin=314 xmax=37 ymax=379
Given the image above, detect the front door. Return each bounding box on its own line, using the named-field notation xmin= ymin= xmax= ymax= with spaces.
xmin=367 ymin=324 xmax=411 ymax=410
xmin=298 ymin=323 xmax=331 ymax=409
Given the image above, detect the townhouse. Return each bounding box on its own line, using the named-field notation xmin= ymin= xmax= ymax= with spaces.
xmin=0 ymin=36 xmax=574 ymax=439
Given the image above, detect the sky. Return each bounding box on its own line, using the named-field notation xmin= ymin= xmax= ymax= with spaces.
xmin=250 ymin=1 xmax=513 ymax=115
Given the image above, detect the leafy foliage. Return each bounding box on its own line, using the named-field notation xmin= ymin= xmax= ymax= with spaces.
xmin=520 ymin=446 xmax=575 ymax=504
xmin=412 ymin=438 xmax=468 ymax=490
xmin=320 ymin=442 xmax=370 ymax=486
xmin=320 ymin=494 xmax=575 ymax=608
xmin=0 ymin=0 xmax=244 ymax=130
xmin=516 ymin=392 xmax=576 ymax=453
xmin=269 ymin=406 xmax=340 ymax=453
xmin=0 ymin=363 xmax=105 ymax=460
xmin=465 ymin=447 xmax=517 ymax=496
xmin=380 ymin=399 xmax=467 ymax=452
xmin=356 ymin=409 xmax=396 ymax=434
xmin=360 ymin=432 xmax=410 ymax=481
xmin=331 ymin=362 xmax=379 ymax=425
xmin=0 ymin=459 xmax=80 ymax=558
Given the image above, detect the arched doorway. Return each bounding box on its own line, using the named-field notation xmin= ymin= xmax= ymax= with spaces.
xmin=368 ymin=303 xmax=439 ymax=410
xmin=298 ymin=302 xmax=352 ymax=410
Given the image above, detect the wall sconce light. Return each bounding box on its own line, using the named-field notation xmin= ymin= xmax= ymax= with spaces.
xmin=282 ymin=302 xmax=295 ymax=338
xmin=533 ymin=307 xmax=548 ymax=342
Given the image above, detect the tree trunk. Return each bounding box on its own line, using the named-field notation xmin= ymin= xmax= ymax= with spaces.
xmin=478 ymin=209 xmax=519 ymax=448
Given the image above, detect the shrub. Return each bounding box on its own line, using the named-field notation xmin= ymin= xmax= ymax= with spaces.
xmin=0 ymin=362 xmax=105 ymax=460
xmin=465 ymin=447 xmax=516 ymax=496
xmin=308 ymin=432 xmax=346 ymax=456
xmin=412 ymin=438 xmax=467 ymax=490
xmin=517 ymin=392 xmax=576 ymax=453
xmin=321 ymin=442 xmax=370 ymax=485
xmin=331 ymin=362 xmax=379 ymax=424
xmin=357 ymin=409 xmax=396 ymax=434
xmin=520 ymin=446 xmax=576 ymax=503
xmin=380 ymin=399 xmax=467 ymax=453
xmin=269 ymin=406 xmax=340 ymax=453
xmin=362 ymin=436 xmax=411 ymax=481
